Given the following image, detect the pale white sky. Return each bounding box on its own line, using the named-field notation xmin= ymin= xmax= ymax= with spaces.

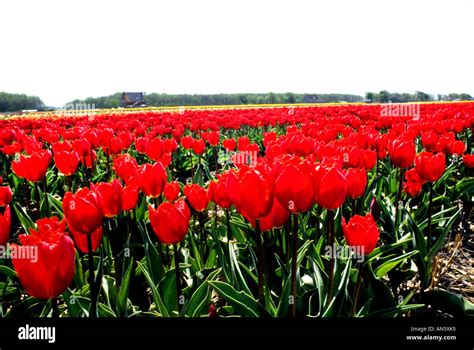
xmin=0 ymin=0 xmax=473 ymax=106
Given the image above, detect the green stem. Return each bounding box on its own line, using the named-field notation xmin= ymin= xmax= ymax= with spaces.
xmin=326 ymin=210 xmax=335 ymax=308
xmin=106 ymin=149 xmax=110 ymax=173
xmin=255 ymin=220 xmax=264 ymax=303
xmin=87 ymin=233 xmax=97 ymax=318
xmin=451 ymin=157 xmax=458 ymax=201
xmin=394 ymin=168 xmax=405 ymax=237
xmin=290 ymin=214 xmax=299 ymax=317
xmin=225 ymin=209 xmax=232 ymax=248
xmin=351 ymin=263 xmax=363 ymax=317
xmin=284 ymin=219 xmax=291 ymax=264
xmin=35 ymin=182 xmax=41 ymax=219
xmin=173 ymin=244 xmax=182 ymax=313
xmin=52 ymin=298 xmax=59 ymax=318
xmin=428 ymin=182 xmax=433 ymax=249
xmin=315 ymin=206 xmax=321 ymax=240
xmin=43 ymin=179 xmax=50 ymax=216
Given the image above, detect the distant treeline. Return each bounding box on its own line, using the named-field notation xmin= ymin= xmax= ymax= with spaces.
xmin=366 ymin=91 xmax=473 ymax=103
xmin=2 ymin=90 xmax=473 ymax=113
xmin=70 ymin=91 xmax=474 ymax=109
xmin=0 ymin=92 xmax=45 ymax=112
xmin=69 ymin=92 xmax=364 ymax=109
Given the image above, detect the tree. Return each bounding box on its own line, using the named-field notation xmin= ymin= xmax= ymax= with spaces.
xmin=379 ymin=90 xmax=390 ymax=103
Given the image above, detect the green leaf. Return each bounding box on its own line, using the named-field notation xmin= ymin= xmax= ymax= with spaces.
xmin=368 ymin=303 xmax=425 ymax=317
xmin=365 ymin=233 xmax=412 ymax=264
xmin=0 ymin=266 xmax=17 ymax=279
xmin=297 ymin=238 xmax=312 ymax=261
xmin=39 ymin=299 xmax=52 ymax=317
xmin=323 ymin=257 xmax=352 ymax=317
xmin=137 ymin=221 xmax=164 ymax=284
xmin=98 ymin=302 xmax=117 ymax=317
xmin=423 ymin=289 xmax=474 ymax=317
xmin=427 ymin=209 xmax=461 ymax=260
xmin=308 ymin=256 xmax=326 ymax=316
xmin=137 ymin=261 xmax=170 ymax=317
xmin=73 ymin=251 xmax=85 ymax=288
xmin=229 ymin=243 xmax=252 ymax=296
xmin=158 ymin=268 xmax=179 ymax=315
xmin=47 ymin=193 xmax=64 ymax=218
xmin=276 ymin=274 xmax=292 ymax=317
xmin=12 ymin=202 xmax=35 ymax=232
xmin=116 ymin=257 xmax=134 ymax=317
xmin=374 ymin=250 xmax=418 ymax=278
xmin=404 ymin=209 xmax=427 ymax=259
xmin=63 ymin=290 xmax=89 ymax=317
xmin=188 ymin=229 xmax=203 ymax=271
xmin=376 ymin=196 xmax=395 ymax=242
xmin=186 ymin=268 xmax=221 ymax=317
xmin=208 ymin=281 xmax=260 ymax=317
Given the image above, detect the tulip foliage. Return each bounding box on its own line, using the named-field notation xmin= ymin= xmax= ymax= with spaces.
xmin=0 ymin=102 xmax=473 ymax=318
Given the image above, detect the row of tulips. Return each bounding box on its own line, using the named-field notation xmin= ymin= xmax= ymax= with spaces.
xmin=0 ymin=102 xmax=473 ymax=317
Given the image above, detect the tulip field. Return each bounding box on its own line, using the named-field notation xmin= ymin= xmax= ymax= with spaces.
xmin=0 ymin=102 xmax=473 ymax=318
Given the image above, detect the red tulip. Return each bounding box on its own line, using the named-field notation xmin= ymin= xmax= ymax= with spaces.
xmin=414 ymin=152 xmax=445 ymax=182
xmin=405 ymin=167 xmax=423 ymax=184
xmin=149 ymin=199 xmax=191 ymax=244
xmin=164 ymin=182 xmax=180 ymax=202
xmin=93 ymin=179 xmax=123 ymax=217
xmin=63 ymin=187 xmax=103 ymax=234
xmin=345 ymin=168 xmax=367 ymax=199
xmin=237 ymin=136 xmax=250 ymax=152
xmin=1 ymin=142 xmax=22 ymax=156
xmin=180 ymin=136 xmax=193 ymax=150
xmin=113 ymin=154 xmax=139 ymax=185
xmin=274 ymin=159 xmax=314 ymax=213
xmin=11 ymin=217 xmax=75 ymax=299
xmin=138 ymin=162 xmax=167 ymax=198
xmin=72 ymin=138 xmax=91 ymax=160
xmin=161 ymin=152 xmax=172 ymax=168
xmin=108 ymin=136 xmax=124 ymax=155
xmin=222 ymin=139 xmax=236 ymax=151
xmin=192 ymin=139 xmax=206 ymax=155
xmin=52 ymin=141 xmax=72 ymax=153
xmin=448 ymin=140 xmax=465 ymax=155
xmin=313 ymin=164 xmax=348 ymax=210
xmin=184 ymin=184 xmax=209 ymax=212
xmin=421 ymin=131 xmax=439 ymax=152
xmin=69 ymin=226 xmax=103 ymax=254
xmin=98 ymin=128 xmax=114 ymax=150
xmin=82 ymin=150 xmax=96 ymax=169
xmin=226 ymin=164 xmax=274 ymax=221
xmin=361 ymin=150 xmax=377 ymax=170
xmin=403 ymin=180 xmax=422 ymax=197
xmin=263 ymin=132 xmax=277 ymax=147
xmin=11 ymin=150 xmax=52 ymax=182
xmin=388 ymin=137 xmax=415 ymax=168
xmin=342 ymin=214 xmax=379 ymax=255
xmin=54 ymin=150 xmax=80 ymax=176
xmin=204 ymin=131 xmax=220 ymax=146
xmin=403 ymin=166 xmax=424 ymax=197
xmin=0 ymin=186 xmax=13 ymax=207
xmin=248 ymin=197 xmax=290 ymax=231
xmin=163 ymin=138 xmax=179 ymax=153
xmin=209 ymin=174 xmax=232 ymax=209
xmin=122 ymin=186 xmax=139 ymax=211
xmin=135 ymin=137 xmax=147 ymax=153
xmin=0 ymin=205 xmax=11 ymax=246
xmin=463 ymin=154 xmax=474 ymax=169
xmin=145 ymin=138 xmax=164 ymax=161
